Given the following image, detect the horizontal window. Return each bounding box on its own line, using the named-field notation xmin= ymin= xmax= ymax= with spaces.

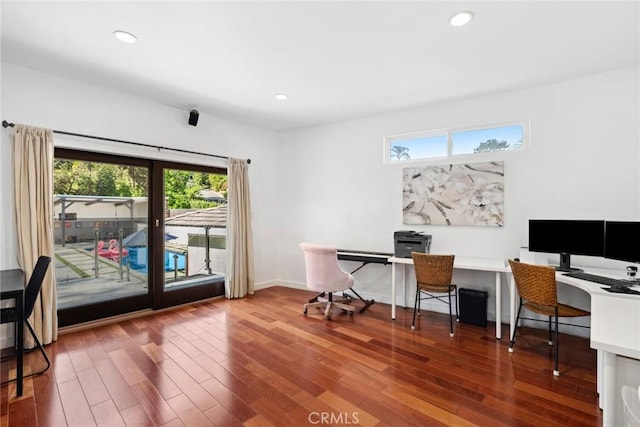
xmin=384 ymin=121 xmax=526 ymax=164
xmin=388 ymin=133 xmax=447 ymax=162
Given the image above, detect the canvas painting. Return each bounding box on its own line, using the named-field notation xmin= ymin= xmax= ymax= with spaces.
xmin=402 ymin=161 xmax=504 ymax=226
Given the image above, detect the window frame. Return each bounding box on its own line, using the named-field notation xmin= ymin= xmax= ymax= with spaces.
xmin=54 ymin=148 xmax=228 ymax=326
xmin=383 ymin=120 xmax=528 ymax=165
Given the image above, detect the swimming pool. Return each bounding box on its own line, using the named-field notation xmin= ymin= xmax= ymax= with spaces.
xmin=128 ymin=247 xmax=186 ymax=272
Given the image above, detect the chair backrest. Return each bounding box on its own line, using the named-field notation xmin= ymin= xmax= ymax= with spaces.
xmin=299 ymin=243 xmax=354 ymax=292
xmin=24 ymin=256 xmax=52 ymax=319
xmin=412 ymin=253 xmax=455 ymax=287
xmin=508 ymin=259 xmax=557 ymax=307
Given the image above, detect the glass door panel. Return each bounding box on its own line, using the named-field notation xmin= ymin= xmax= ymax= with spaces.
xmin=54 ymin=150 xmax=151 ymax=326
xmin=152 ymin=164 xmax=226 ymax=308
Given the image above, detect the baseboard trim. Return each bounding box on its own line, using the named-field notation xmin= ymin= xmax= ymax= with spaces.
xmin=59 ymin=295 xmax=225 ymax=335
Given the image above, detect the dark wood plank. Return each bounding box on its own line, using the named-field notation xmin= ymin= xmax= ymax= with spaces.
xmin=1 ymin=286 xmax=602 ymax=426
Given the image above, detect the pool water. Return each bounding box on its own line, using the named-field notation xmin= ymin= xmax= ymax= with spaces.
xmin=127 ymin=247 xmax=186 ymax=273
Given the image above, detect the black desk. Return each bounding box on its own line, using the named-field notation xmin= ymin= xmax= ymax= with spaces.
xmin=1 ymin=269 xmax=25 ymax=396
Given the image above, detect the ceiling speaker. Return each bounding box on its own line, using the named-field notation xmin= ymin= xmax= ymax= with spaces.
xmin=189 ymin=109 xmax=199 ymax=126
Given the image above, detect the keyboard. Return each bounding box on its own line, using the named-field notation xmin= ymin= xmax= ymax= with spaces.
xmin=336 ymin=249 xmax=392 ymax=264
xmin=563 ymin=271 xmax=630 ymax=287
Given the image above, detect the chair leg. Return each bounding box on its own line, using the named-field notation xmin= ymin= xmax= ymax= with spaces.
xmin=448 ymin=291 xmax=454 ymax=337
xmin=325 ymin=292 xmax=334 ymax=320
xmin=25 ymin=320 xmax=51 ymax=376
xmin=553 ymin=310 xmax=560 ymax=376
xmin=548 ymin=316 xmax=553 ymax=345
xmin=308 ymin=292 xmax=325 ymax=303
xmin=1 ymin=319 xmax=51 ymax=386
xmin=411 ymin=287 xmax=420 ymax=330
xmin=509 ymin=299 xmax=523 ymax=353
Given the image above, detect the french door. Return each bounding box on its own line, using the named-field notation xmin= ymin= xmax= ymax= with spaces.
xmin=54 ymin=149 xmax=226 ymax=326
xmin=151 ymin=161 xmax=226 ymax=309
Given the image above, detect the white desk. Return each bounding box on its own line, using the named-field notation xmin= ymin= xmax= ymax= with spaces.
xmin=389 ymin=256 xmax=510 ymax=339
xmin=508 ymin=267 xmax=640 ymax=427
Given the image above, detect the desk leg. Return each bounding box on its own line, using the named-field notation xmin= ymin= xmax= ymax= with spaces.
xmin=495 ymin=272 xmax=501 ymax=340
xmin=391 ymin=262 xmax=396 ymax=320
xmin=509 ymin=275 xmax=516 ymax=342
xmin=16 ymin=298 xmax=24 ymax=397
xmin=402 ymin=264 xmax=406 ymax=309
xmin=602 ymin=351 xmax=616 ymax=427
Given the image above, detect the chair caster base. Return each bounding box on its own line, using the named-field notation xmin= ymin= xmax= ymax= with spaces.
xmin=303 ymin=308 xmax=308 ymax=315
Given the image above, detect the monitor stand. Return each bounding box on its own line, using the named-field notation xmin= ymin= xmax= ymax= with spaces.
xmin=555 ymin=253 xmax=583 ymax=272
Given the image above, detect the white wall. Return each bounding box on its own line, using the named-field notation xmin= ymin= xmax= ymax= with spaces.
xmin=2 ymin=61 xmax=639 ymax=336
xmin=0 ymin=62 xmax=281 ymax=284
xmin=277 ymin=65 xmax=640 ymax=331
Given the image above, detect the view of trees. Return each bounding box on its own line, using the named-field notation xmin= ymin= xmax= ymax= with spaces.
xmin=390 ymin=145 xmax=411 ymax=160
xmin=164 ymin=169 xmax=227 ymax=209
xmin=392 ymin=136 xmax=521 ymax=161
xmin=54 ymin=160 xmax=227 ymax=209
xmin=473 ymin=139 xmax=510 ymax=153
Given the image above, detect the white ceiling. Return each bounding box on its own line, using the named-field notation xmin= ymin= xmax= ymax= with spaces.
xmin=2 ymin=1 xmax=639 ymax=132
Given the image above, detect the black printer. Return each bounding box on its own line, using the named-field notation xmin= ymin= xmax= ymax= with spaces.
xmin=394 ymin=231 xmax=432 ymax=258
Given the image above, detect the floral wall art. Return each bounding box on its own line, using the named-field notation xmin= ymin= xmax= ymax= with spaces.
xmin=402 ymin=161 xmax=504 ymax=226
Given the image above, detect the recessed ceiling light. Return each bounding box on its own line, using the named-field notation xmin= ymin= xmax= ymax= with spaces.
xmin=449 ymin=11 xmax=473 ymax=27
xmin=113 ymin=30 xmax=138 ymax=44
xmin=274 ymin=93 xmax=288 ymax=101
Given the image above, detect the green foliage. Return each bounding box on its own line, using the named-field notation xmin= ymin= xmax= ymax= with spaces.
xmin=95 ymin=164 xmax=118 ymax=195
xmin=54 ymin=160 xmax=226 ymax=209
xmin=474 ymin=139 xmax=510 ymax=153
xmin=190 ymin=199 xmax=219 ymax=209
xmin=391 ymin=145 xmax=411 ymax=160
xmin=209 ymin=174 xmax=228 ymax=193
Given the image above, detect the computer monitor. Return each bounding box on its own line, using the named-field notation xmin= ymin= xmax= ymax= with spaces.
xmin=604 ymin=221 xmax=640 ymax=264
xmin=528 ymin=219 xmax=605 ymax=272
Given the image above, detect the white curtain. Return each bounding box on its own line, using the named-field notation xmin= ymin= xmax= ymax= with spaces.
xmin=12 ymin=124 xmax=57 ymax=346
xmin=226 ymin=158 xmax=254 ymax=299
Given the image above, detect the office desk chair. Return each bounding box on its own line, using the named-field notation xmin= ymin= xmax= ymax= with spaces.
xmin=300 ymin=243 xmax=356 ymax=320
xmin=508 ymin=259 xmax=590 ymax=376
xmin=1 ymin=256 xmax=52 ymax=384
xmin=411 ymin=253 xmax=458 ymax=337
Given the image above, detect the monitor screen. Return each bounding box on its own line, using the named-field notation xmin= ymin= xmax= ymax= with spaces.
xmin=604 ymin=221 xmax=640 ymax=264
xmin=528 ymin=219 xmax=605 ymax=271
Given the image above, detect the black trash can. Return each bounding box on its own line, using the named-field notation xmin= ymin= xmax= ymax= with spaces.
xmin=459 ymin=288 xmax=488 ymax=327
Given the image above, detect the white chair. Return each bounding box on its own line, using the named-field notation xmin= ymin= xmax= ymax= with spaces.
xmin=622 ymin=385 xmax=640 ymax=427
xmin=300 ymin=243 xmax=356 ymax=320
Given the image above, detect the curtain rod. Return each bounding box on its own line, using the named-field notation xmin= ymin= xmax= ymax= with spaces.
xmin=2 ymin=120 xmax=250 ymax=164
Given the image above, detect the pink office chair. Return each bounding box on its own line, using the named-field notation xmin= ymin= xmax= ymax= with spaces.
xmin=300 ymin=243 xmax=356 ymax=320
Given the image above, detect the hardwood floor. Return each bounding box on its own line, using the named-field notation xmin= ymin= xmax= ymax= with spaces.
xmin=1 ymin=286 xmax=601 ymax=426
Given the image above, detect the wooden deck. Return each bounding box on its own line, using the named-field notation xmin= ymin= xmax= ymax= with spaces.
xmin=54 ymin=243 xmax=218 ymax=309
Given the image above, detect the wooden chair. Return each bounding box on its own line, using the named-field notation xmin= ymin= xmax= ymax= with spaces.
xmin=411 ymin=253 xmax=458 ymax=337
xmin=508 ymin=259 xmax=590 ymax=376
